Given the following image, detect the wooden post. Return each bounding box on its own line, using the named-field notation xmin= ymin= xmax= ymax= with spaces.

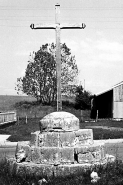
xmin=80 ymin=109 xmax=83 ymax=122
xmin=55 ymin=4 xmax=62 ymax=111
xmin=17 ymin=116 xmax=19 ymax=125
xmin=2 ymin=115 xmax=4 ymax=124
xmin=26 ymin=115 xmax=27 ymax=124
xmin=96 ymin=110 xmax=98 ymax=122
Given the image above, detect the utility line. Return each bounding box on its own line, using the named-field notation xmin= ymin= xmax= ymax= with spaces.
xmin=0 ymin=16 xmax=123 ymax=18
xmin=0 ymin=7 xmax=122 ymax=10
xmin=0 ymin=19 xmax=122 ymax=23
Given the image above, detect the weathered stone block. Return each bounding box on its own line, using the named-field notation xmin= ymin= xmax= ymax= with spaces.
xmin=77 ymin=150 xmax=103 ymax=163
xmin=15 ymin=141 xmax=31 ymax=162
xmin=38 ymin=147 xmax=74 ymax=164
xmin=91 ymin=151 xmax=102 ymax=161
xmin=78 ymin=152 xmax=93 ymax=163
xmin=75 ymin=143 xmax=105 ymax=163
xmin=90 ymin=143 xmax=105 ymax=159
xmin=60 ymin=147 xmax=74 ymax=164
xmin=40 ymin=111 xmax=79 ymax=131
xmin=74 ymin=144 xmax=103 ymax=154
xmin=31 ymin=147 xmax=41 ymax=164
xmin=74 ymin=129 xmax=93 ymax=145
xmin=14 ymin=162 xmax=54 ymax=177
xmin=38 ymin=133 xmax=45 ymax=147
xmin=59 ymin=132 xmax=75 ymax=147
xmin=43 ymin=132 xmax=59 ymax=147
xmin=40 ymin=147 xmax=60 ymax=165
xmin=30 ymin=131 xmax=40 ymax=146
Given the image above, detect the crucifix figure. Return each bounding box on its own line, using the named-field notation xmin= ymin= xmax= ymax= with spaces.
xmin=30 ymin=4 xmax=86 ymax=111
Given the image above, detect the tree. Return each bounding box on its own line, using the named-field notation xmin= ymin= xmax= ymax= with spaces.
xmin=75 ymin=85 xmax=92 ymax=110
xmin=15 ymin=43 xmax=78 ymax=104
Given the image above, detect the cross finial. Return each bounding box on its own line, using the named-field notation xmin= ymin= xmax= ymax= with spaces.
xmin=55 ymin=3 xmax=60 ymax=6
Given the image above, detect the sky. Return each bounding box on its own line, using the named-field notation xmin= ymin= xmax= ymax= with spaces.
xmin=0 ymin=0 xmax=123 ymax=95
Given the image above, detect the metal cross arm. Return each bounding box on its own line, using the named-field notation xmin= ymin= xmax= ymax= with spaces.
xmin=30 ymin=23 xmax=56 ymax=29
xmin=60 ymin=23 xmax=86 ymax=29
xmin=30 ymin=23 xmax=86 ymax=30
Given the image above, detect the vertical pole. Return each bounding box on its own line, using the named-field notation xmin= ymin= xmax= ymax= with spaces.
xmin=26 ymin=115 xmax=27 ymax=124
xmin=84 ymin=79 xmax=85 ymax=92
xmin=80 ymin=109 xmax=83 ymax=122
xmin=2 ymin=115 xmax=4 ymax=124
xmin=96 ymin=110 xmax=98 ymax=122
xmin=55 ymin=4 xmax=62 ymax=111
xmin=17 ymin=116 xmax=19 ymax=125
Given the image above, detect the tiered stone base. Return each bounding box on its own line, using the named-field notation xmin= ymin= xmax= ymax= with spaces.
xmin=16 ymin=129 xmax=105 ymax=165
xmin=12 ymin=154 xmax=115 ymax=177
xmin=14 ymin=112 xmax=115 ymax=177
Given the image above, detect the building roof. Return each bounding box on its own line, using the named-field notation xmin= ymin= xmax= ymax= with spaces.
xmin=113 ymin=81 xmax=123 ymax=88
xmin=96 ymin=81 xmax=123 ymax=97
xmin=96 ymin=88 xmax=113 ymax=96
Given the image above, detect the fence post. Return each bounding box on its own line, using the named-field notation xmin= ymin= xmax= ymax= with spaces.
xmin=26 ymin=115 xmax=28 ymax=124
xmin=35 ymin=112 xmax=37 ymax=118
xmin=96 ymin=110 xmax=98 ymax=122
xmin=80 ymin=109 xmax=83 ymax=122
xmin=17 ymin=116 xmax=19 ymax=125
xmin=2 ymin=115 xmax=4 ymax=124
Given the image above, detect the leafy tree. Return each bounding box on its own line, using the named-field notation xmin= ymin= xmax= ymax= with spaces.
xmin=75 ymin=85 xmax=92 ymax=110
xmin=15 ymin=43 xmax=78 ymax=104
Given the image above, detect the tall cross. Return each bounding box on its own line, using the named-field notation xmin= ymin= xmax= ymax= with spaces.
xmin=30 ymin=4 xmax=86 ymax=111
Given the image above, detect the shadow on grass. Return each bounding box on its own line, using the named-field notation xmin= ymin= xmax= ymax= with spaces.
xmin=93 ymin=128 xmax=123 ymax=140
xmin=0 ymin=118 xmax=41 ymax=142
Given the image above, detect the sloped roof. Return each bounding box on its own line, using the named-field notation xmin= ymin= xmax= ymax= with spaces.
xmin=96 ymin=81 xmax=123 ymax=97
xmin=96 ymin=88 xmax=113 ymax=96
xmin=113 ymin=81 xmax=123 ymax=88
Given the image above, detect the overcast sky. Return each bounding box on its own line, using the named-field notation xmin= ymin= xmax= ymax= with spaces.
xmin=0 ymin=0 xmax=123 ymax=95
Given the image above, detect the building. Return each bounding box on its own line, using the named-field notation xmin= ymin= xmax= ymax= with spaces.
xmin=96 ymin=81 xmax=123 ymax=119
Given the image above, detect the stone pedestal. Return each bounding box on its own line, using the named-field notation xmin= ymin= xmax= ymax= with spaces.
xmin=15 ymin=111 xmax=115 ymax=177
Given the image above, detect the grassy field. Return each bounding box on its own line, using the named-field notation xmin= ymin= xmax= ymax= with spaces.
xmin=0 ymin=118 xmax=123 ymax=142
xmin=0 ymin=94 xmax=123 ymax=141
xmin=0 ymin=95 xmax=87 ymax=119
xmin=80 ymin=120 xmax=123 ymax=128
xmin=0 ymin=95 xmax=36 ymax=112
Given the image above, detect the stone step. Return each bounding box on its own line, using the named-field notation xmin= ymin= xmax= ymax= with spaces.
xmin=16 ymin=141 xmax=105 ymax=165
xmin=12 ymin=154 xmax=114 ymax=178
xmin=30 ymin=129 xmax=93 ymax=147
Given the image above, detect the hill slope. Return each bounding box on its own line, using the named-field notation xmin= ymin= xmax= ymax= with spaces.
xmin=0 ymin=95 xmax=36 ymax=111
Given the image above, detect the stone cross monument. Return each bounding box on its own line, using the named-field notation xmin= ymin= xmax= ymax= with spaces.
xmin=13 ymin=4 xmax=115 ymax=179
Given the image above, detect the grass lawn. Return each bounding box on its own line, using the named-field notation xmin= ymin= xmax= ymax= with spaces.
xmin=80 ymin=119 xmax=123 ymax=128
xmin=80 ymin=120 xmax=123 ymax=140
xmin=1 ymin=159 xmax=123 ymax=185
xmin=0 ymin=118 xmax=41 ymax=142
xmin=0 ymin=118 xmax=123 ymax=142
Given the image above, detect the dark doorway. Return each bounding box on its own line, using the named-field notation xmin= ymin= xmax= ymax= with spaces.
xmin=96 ymin=90 xmax=113 ymax=118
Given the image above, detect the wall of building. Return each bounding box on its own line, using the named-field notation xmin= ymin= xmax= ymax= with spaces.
xmin=113 ymin=84 xmax=123 ymax=118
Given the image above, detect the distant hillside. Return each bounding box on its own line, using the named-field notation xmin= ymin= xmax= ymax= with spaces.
xmin=62 ymin=95 xmax=75 ymax=103
xmin=0 ymin=95 xmax=75 ymax=112
xmin=0 ymin=95 xmax=36 ymax=112
xmin=0 ymin=95 xmax=90 ymax=120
